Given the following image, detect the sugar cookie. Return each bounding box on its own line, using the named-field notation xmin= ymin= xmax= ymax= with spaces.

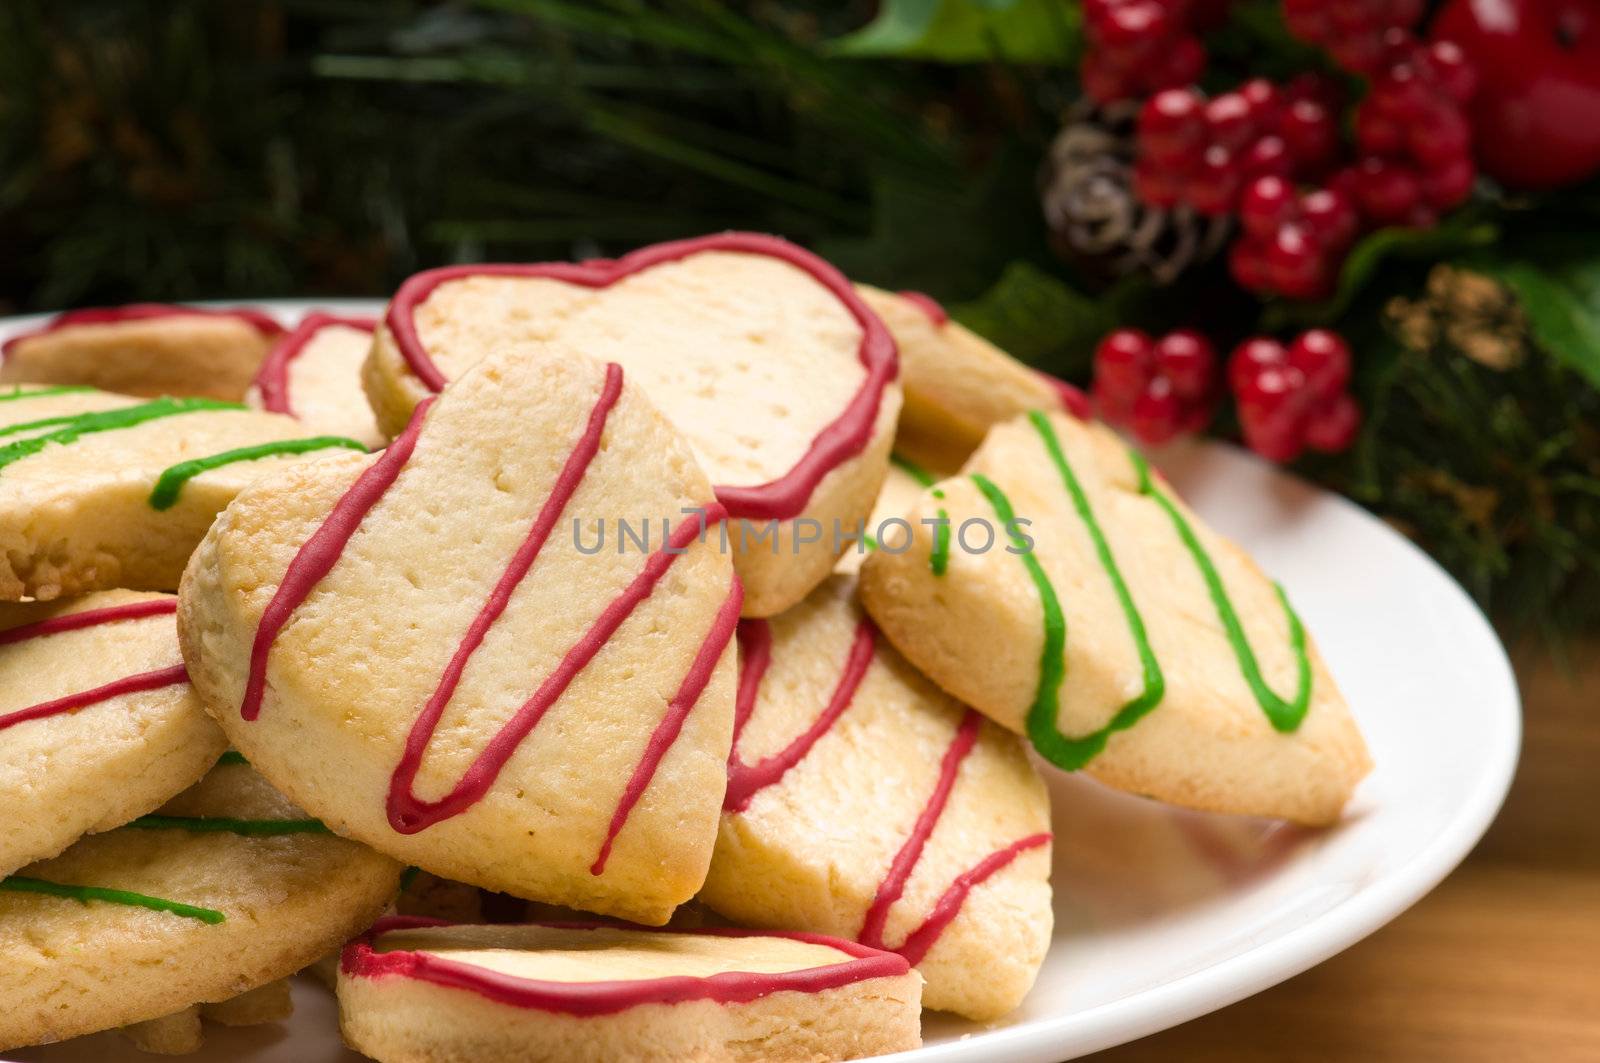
xmin=247 ymin=312 xmax=385 ymax=449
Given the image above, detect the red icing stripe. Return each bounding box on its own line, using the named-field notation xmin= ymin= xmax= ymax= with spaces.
xmin=0 ymin=665 xmax=189 ymax=733
xmin=3 ymin=304 xmax=284 ymax=357
xmin=240 ymin=363 xmax=738 ymax=868
xmin=384 ymin=232 xmax=899 ymax=521
xmin=0 ymin=598 xmax=176 ymax=647
xmin=722 ymin=617 xmax=876 ymax=813
xmin=252 ymin=312 xmax=378 ymax=416
xmin=341 ymin=915 xmax=910 ymax=1016
xmin=726 ymin=633 xmax=1052 ymax=965
xmin=897 ymin=290 xmax=950 ymax=327
xmin=1039 ymin=371 xmax=1093 ymax=421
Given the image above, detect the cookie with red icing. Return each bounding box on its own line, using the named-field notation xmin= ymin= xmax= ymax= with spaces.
xmin=0 ymin=760 xmax=400 ymax=1053
xmin=0 ymin=304 xmax=283 ymax=402
xmin=246 ymin=312 xmax=386 ymax=449
xmin=700 ymin=575 xmax=1052 ymax=1021
xmin=363 ymin=233 xmax=901 ymax=618
xmin=0 ymin=384 xmax=369 ymax=600
xmin=338 ymin=917 xmax=921 ymax=1063
xmin=179 ymin=345 xmax=741 ymax=925
xmin=859 ymin=410 xmax=1371 ymax=825
xmin=856 ymin=286 xmax=1088 ymax=471
xmin=0 ymin=591 xmax=226 ymax=878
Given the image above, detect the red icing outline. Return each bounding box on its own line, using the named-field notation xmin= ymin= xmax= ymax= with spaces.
xmin=3 ymin=304 xmax=284 ymax=357
xmin=726 ymin=629 xmax=1052 ymax=965
xmin=340 ymin=915 xmax=910 ymax=1016
xmin=722 ymin=616 xmax=875 ymax=813
xmin=252 ymin=312 xmax=377 ymax=416
xmin=897 ymin=290 xmax=950 ymax=328
xmin=0 ymin=665 xmax=189 ymax=733
xmin=383 ymin=232 xmax=899 ymax=521
xmin=240 ymin=363 xmax=739 ymax=872
xmin=0 ymin=598 xmax=176 ymax=647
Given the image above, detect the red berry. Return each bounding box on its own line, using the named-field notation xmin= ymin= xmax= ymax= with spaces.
xmin=1353 ymin=158 xmax=1421 ymax=224
xmin=1280 ymin=99 xmax=1339 ymax=172
xmin=1188 ymin=144 xmax=1243 ymax=215
xmin=1095 ymin=329 xmax=1155 ymax=396
xmin=1237 ymin=367 xmax=1308 ymax=462
xmin=1425 ymin=39 xmax=1477 ymax=103
xmin=1228 ymin=235 xmax=1274 ymax=292
xmin=1080 ymin=52 xmax=1130 ymax=103
xmin=1134 ymin=158 xmax=1185 ymax=208
xmin=1421 ymin=156 xmax=1475 ymax=210
xmin=1139 ymin=88 xmax=1206 ymax=160
xmin=1300 ymin=187 xmax=1360 ymax=248
xmin=1243 ymin=135 xmax=1293 ymax=179
xmin=1131 ymin=377 xmax=1185 ymax=446
xmin=1355 ymin=105 xmax=1405 ymax=157
xmin=1240 ymin=175 xmax=1295 ymax=238
xmin=1158 ymin=36 xmax=1208 ymax=89
xmin=1153 ymin=329 xmax=1217 ymax=400
xmin=1098 ymin=1 xmax=1175 ymax=48
xmin=1239 ymin=78 xmax=1282 ymax=128
xmin=1408 ymin=107 xmax=1471 ymax=168
xmin=1287 ymin=329 xmax=1352 ymax=398
xmin=1304 ymin=393 xmax=1362 ymax=453
xmin=1204 ymin=92 xmax=1257 ymax=150
xmin=1228 ymin=337 xmax=1287 ymax=394
xmin=1266 ymin=223 xmax=1330 ymax=299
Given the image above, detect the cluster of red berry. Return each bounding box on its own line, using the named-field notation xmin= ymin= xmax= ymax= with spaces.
xmin=1228 ymin=330 xmax=1360 ymax=462
xmin=1134 ymin=76 xmax=1341 ymax=216
xmin=1281 ymin=0 xmax=1424 ymax=73
xmin=1080 ymin=0 xmax=1213 ymax=104
xmin=1091 ymin=328 xmax=1218 ymax=446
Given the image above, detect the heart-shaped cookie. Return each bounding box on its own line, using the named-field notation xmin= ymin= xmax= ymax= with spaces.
xmin=180 ymin=345 xmax=741 ymax=924
xmin=860 ymin=410 xmax=1370 ymax=825
xmin=1 ymin=304 xmax=283 ymax=401
xmin=247 ymin=312 xmax=385 ymax=448
xmin=700 ymin=575 xmax=1052 ymax=1021
xmin=0 ymin=591 xmax=226 ymax=877
xmin=363 ymin=233 xmax=901 ymax=618
xmin=0 ymin=384 xmax=369 ymax=600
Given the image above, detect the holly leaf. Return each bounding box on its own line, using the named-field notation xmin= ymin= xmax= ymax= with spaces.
xmin=1470 ymin=240 xmax=1600 ymax=390
xmin=1262 ymin=211 xmax=1499 ymax=331
xmin=949 ymin=260 xmax=1123 ymax=379
xmin=826 ymin=0 xmax=1080 ymax=64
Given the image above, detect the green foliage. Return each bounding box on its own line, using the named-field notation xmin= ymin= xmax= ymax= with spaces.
xmin=828 ymin=0 xmax=1081 ymax=63
xmin=1468 ymin=237 xmax=1600 ymax=390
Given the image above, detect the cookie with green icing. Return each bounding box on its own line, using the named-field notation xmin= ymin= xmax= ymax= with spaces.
xmin=0 ymin=384 xmax=365 ymax=600
xmin=0 ymin=760 xmax=401 ymax=1053
xmin=859 ymin=410 xmax=1370 ymax=825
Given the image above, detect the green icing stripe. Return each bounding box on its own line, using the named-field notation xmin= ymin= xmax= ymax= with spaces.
xmin=1025 ymin=411 xmax=1165 ymax=768
xmin=0 ymin=397 xmax=243 ymax=471
xmin=929 ymin=488 xmax=951 ymax=577
xmin=971 ymin=473 xmax=1067 ymax=763
xmin=126 ymin=815 xmax=332 ymax=837
xmin=1129 ymin=452 xmax=1312 ymax=732
xmin=147 ymin=436 xmax=368 ymax=510
xmin=889 ymin=452 xmax=936 ymax=488
xmin=0 ymin=876 xmax=225 ymax=924
xmin=0 ymin=385 xmax=94 ymax=403
xmin=215 ymin=750 xmax=250 ymax=767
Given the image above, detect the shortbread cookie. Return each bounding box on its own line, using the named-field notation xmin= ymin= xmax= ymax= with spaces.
xmin=0 ymin=384 xmax=368 ymax=600
xmin=860 ymin=410 xmax=1371 ymax=825
xmin=858 ymin=286 xmax=1088 ymax=470
xmin=247 ymin=312 xmax=385 ymax=448
xmin=1 ymin=304 xmax=283 ymax=401
xmin=835 ymin=453 xmax=951 ymax=576
xmin=0 ymin=761 xmax=401 ymax=1052
xmin=116 ymin=980 xmax=293 ymax=1054
xmin=364 ymin=233 xmax=902 ymax=617
xmin=0 ymin=591 xmax=226 ymax=878
xmin=700 ymin=576 xmax=1051 ymax=1020
xmin=339 ymin=917 xmax=921 ymax=1063
xmin=180 ymin=347 xmax=741 ymax=924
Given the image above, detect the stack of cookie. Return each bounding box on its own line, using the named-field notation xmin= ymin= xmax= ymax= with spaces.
xmin=0 ymin=234 xmax=1370 ymax=1062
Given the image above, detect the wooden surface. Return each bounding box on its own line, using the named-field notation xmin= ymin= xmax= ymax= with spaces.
xmin=1087 ymin=642 xmax=1600 ymax=1062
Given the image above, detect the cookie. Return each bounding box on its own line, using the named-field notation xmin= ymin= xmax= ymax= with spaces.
xmin=834 ymin=453 xmax=952 ymax=576
xmin=0 ymin=591 xmax=226 ymax=878
xmin=0 ymin=304 xmax=284 ymax=402
xmin=364 ymin=233 xmax=901 ymax=617
xmin=859 ymin=410 xmax=1371 ymax=825
xmin=857 ymin=286 xmax=1088 ymax=470
xmin=0 ymin=761 xmax=401 ymax=1052
xmin=180 ymin=346 xmax=741 ymax=924
xmin=116 ymin=980 xmax=293 ymax=1054
xmin=338 ymin=917 xmax=921 ymax=1063
xmin=699 ymin=576 xmax=1051 ymax=1020
xmin=247 ymin=312 xmax=386 ymax=449
xmin=0 ymin=384 xmax=369 ymax=600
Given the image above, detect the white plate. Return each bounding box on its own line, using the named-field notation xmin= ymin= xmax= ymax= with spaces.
xmin=3 ymin=301 xmax=1521 ymax=1062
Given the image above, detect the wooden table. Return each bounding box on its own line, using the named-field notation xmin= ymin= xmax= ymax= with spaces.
xmin=1087 ymin=642 xmax=1600 ymax=1061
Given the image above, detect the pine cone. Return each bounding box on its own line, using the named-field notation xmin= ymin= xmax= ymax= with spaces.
xmin=1040 ymin=99 xmax=1229 ymax=287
